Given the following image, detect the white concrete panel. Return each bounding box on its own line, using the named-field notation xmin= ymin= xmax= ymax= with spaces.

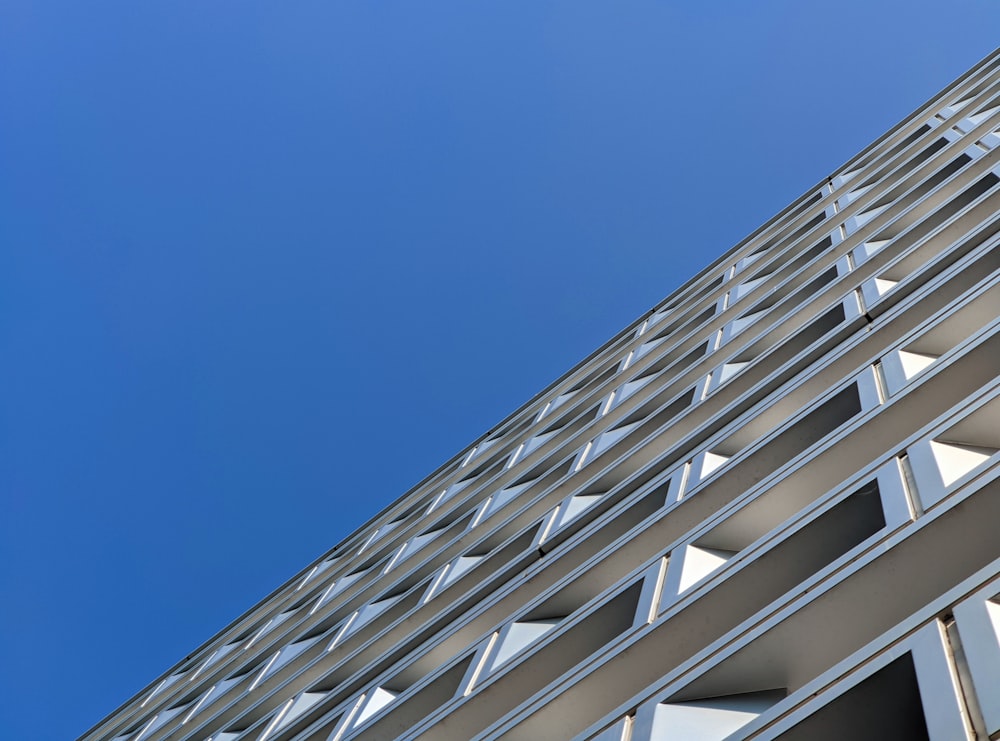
xmin=440 ymin=478 xmax=474 ymax=504
xmin=895 ymin=350 xmax=939 ymax=380
xmin=613 ymin=376 xmax=653 ymax=408
xmin=311 ymin=570 xmax=365 ymax=614
xmin=522 ymin=430 xmax=558 ymax=459
xmin=690 ymin=450 xmax=731 ymax=486
xmin=466 ymin=437 xmax=501 ymax=465
xmin=845 ymin=203 xmax=888 ymax=234
xmin=882 ymin=349 xmax=938 ymax=396
xmin=909 ymin=622 xmax=973 ymax=741
xmin=588 ymin=717 xmax=630 ymax=741
xmin=247 ymin=609 xmax=296 ymax=646
xmin=735 ymin=250 xmax=766 ymax=273
xmin=860 ymin=276 xmax=900 ymax=309
xmin=634 ymin=337 xmax=666 ymax=362
xmin=556 ymin=494 xmax=604 ymax=529
xmin=706 ymin=360 xmax=750 ymax=396
xmin=939 ymin=95 xmax=973 ymax=118
xmin=718 ymin=361 xmax=748 ymax=385
xmin=424 ymin=553 xmax=488 ymax=602
xmin=355 ymin=595 xmax=401 ymax=628
xmin=728 ymin=309 xmax=767 ymax=338
xmin=483 ymin=479 xmax=536 ymax=518
xmin=386 ymin=528 xmax=442 ymax=572
xmin=851 ymin=238 xmax=892 ymax=265
xmin=962 ymin=103 xmax=1000 ymax=130
xmin=491 ymin=619 xmax=562 ymax=671
xmin=664 ymin=544 xmax=737 ymax=598
xmin=838 ymin=183 xmax=874 ymax=208
xmin=354 ymin=686 xmax=399 ymax=726
xmin=277 ymin=690 xmax=327 ymax=730
xmin=982 ymin=129 xmax=1000 ymax=149
xmin=954 ymin=587 xmax=1000 ymax=735
xmin=134 ymin=704 xmax=186 ymax=740
xmin=832 ymin=167 xmax=861 ymax=188
xmin=907 ymin=437 xmax=997 ymax=510
xmin=208 ymin=675 xmax=242 ymax=704
xmin=855 ymin=365 xmax=884 ymax=412
xmin=445 ymin=555 xmax=484 ymax=586
xmin=875 ymin=459 xmax=915 ymax=530
xmin=591 ymin=422 xmax=641 ymax=460
xmin=928 ymin=439 xmax=995 ymax=486
xmin=261 ymin=635 xmax=319 ymax=679
xmin=730 ymin=275 xmax=769 ymax=302
xmin=648 ymin=690 xmax=784 ymax=740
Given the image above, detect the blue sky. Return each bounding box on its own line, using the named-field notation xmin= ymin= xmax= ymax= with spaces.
xmin=1 ymin=2 xmax=998 ymax=738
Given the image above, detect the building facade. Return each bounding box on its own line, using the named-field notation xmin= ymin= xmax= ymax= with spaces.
xmin=85 ymin=50 xmax=1000 ymax=741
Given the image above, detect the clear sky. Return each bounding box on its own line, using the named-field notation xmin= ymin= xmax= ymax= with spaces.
xmin=1 ymin=2 xmax=998 ymax=738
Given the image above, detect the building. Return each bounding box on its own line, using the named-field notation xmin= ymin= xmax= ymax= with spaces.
xmin=83 ymin=49 xmax=1000 ymax=741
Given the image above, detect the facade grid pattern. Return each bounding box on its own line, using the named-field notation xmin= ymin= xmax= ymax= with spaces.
xmin=85 ymin=49 xmax=1000 ymax=741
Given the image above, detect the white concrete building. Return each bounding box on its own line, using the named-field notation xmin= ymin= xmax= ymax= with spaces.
xmin=84 ymin=49 xmax=1000 ymax=741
